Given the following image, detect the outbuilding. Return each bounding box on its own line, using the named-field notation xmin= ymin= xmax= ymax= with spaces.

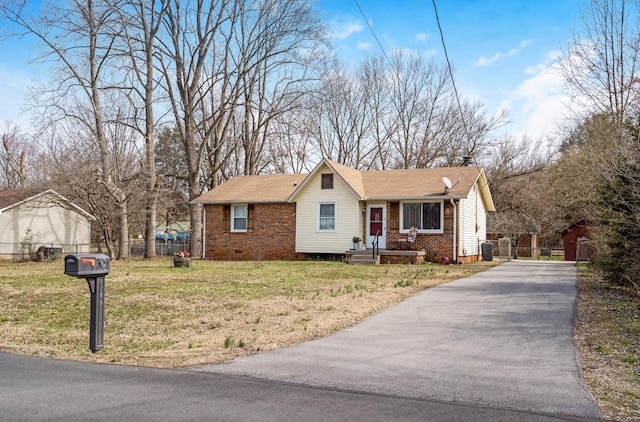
xmin=561 ymin=220 xmax=590 ymax=261
xmin=0 ymin=189 xmax=95 ymax=260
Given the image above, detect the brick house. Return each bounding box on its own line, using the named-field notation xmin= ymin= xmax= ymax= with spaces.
xmin=192 ymin=159 xmax=495 ymax=263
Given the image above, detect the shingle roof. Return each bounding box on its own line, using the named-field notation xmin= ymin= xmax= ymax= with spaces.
xmin=193 ymin=173 xmax=309 ymax=204
xmin=192 ymin=159 xmax=495 ymax=212
xmin=359 ymin=165 xmax=482 ymax=199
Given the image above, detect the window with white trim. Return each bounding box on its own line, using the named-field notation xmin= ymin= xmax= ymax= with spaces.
xmin=318 ymin=202 xmax=336 ymax=231
xmin=231 ymin=204 xmax=248 ymax=232
xmin=401 ymin=201 xmax=442 ymax=232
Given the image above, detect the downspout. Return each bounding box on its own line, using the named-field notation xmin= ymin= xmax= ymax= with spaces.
xmin=450 ymin=199 xmax=457 ymax=263
xmin=201 ymin=206 xmax=206 ymax=260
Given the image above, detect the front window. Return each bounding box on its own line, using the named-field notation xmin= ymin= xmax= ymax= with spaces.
xmin=402 ymin=201 xmax=442 ymax=232
xmin=319 ymin=202 xmax=336 ymax=231
xmin=232 ymin=204 xmax=248 ymax=232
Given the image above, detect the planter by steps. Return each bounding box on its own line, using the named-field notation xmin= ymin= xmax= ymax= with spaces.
xmin=173 ymin=256 xmax=191 ymax=267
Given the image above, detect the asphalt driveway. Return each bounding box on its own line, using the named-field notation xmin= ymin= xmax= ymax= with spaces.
xmin=193 ymin=260 xmax=602 ymax=419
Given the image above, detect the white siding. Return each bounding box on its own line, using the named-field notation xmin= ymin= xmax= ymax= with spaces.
xmin=295 ymin=164 xmax=361 ymax=253
xmin=458 ymin=182 xmax=487 ymax=258
xmin=0 ymin=194 xmax=93 ymax=259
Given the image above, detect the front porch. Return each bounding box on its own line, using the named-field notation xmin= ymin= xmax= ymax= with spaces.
xmin=346 ymin=249 xmax=430 ymax=265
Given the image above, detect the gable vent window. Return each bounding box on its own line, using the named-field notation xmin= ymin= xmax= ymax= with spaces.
xmin=321 ymin=173 xmax=334 ymax=190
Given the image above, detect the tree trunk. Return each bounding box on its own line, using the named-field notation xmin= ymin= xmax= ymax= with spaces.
xmin=117 ymin=198 xmax=130 ymax=259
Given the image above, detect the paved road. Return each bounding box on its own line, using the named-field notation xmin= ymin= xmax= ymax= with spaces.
xmin=193 ymin=261 xmax=603 ymax=419
xmin=1 ymin=261 xmax=605 ymax=421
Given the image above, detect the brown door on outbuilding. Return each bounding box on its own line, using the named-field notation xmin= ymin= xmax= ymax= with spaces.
xmin=562 ymin=221 xmax=589 ymax=261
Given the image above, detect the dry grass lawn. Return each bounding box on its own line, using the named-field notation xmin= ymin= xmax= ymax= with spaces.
xmin=574 ymin=265 xmax=640 ymax=422
xmin=0 ymin=258 xmax=496 ymax=368
xmin=5 ymin=258 xmax=637 ymax=420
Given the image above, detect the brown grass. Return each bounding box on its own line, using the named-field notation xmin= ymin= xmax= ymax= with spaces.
xmin=0 ymin=259 xmax=496 ymax=368
xmin=574 ymin=264 xmax=640 ymax=421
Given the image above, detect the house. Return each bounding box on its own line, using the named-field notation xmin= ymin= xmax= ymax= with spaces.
xmin=192 ymin=159 xmax=495 ymax=263
xmin=0 ymin=189 xmax=95 ymax=260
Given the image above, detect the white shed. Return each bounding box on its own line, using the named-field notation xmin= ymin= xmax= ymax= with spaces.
xmin=0 ymin=189 xmax=95 ymax=260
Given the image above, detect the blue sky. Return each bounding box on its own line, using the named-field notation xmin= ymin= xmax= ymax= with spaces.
xmin=1 ymin=0 xmax=582 ymax=140
xmin=319 ymin=0 xmax=582 ymax=140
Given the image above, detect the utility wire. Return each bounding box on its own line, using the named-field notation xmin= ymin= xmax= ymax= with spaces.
xmin=353 ymin=0 xmax=393 ymax=68
xmin=431 ymin=0 xmax=473 ymax=152
xmin=355 ymin=0 xmax=474 ymax=165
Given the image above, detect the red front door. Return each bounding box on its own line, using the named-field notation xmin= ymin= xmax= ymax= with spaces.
xmin=370 ymin=207 xmax=383 ymax=238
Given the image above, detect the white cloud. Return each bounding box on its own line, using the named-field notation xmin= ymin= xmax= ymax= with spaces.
xmin=499 ymin=51 xmax=569 ymax=139
xmin=357 ymin=42 xmax=373 ymax=50
xmin=329 ymin=19 xmax=364 ymax=40
xmin=475 ymin=39 xmax=534 ymax=67
xmin=415 ymin=33 xmax=428 ymax=42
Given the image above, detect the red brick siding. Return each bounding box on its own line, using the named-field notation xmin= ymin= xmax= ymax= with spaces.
xmin=204 ymin=203 xmax=301 ymax=260
xmin=380 ymin=255 xmax=426 ymax=265
xmin=386 ymin=201 xmax=456 ymax=263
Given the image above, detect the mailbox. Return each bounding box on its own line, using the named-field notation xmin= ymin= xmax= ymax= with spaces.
xmin=64 ymin=254 xmax=110 ymax=352
xmin=64 ymin=254 xmax=110 ymax=277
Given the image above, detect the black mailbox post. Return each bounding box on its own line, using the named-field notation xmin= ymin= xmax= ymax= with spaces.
xmin=64 ymin=254 xmax=110 ymax=352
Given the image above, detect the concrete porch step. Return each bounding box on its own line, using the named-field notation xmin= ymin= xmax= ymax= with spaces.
xmin=348 ymin=251 xmax=380 ymax=265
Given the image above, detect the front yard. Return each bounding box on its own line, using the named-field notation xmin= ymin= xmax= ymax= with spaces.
xmin=0 ymin=259 xmax=494 ymax=367
xmin=3 ymin=258 xmax=638 ymax=420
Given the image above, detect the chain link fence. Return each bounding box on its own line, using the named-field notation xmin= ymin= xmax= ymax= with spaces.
xmin=1 ymin=239 xmax=195 ymax=261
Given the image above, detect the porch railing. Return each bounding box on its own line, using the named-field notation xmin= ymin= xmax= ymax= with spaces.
xmin=372 ymin=231 xmax=379 ymax=262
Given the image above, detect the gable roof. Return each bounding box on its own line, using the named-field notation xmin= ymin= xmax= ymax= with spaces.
xmin=287 ymin=159 xmax=366 ymax=200
xmin=192 ymin=159 xmax=495 ymax=212
xmin=0 ymin=190 xmax=27 ymax=209
xmin=0 ymin=189 xmax=96 ymax=220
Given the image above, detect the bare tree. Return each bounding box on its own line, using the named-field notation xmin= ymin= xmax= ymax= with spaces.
xmin=359 ymin=55 xmax=395 ymax=170
xmin=561 ymin=0 xmax=640 ymax=122
xmin=115 ymin=0 xmax=168 ymax=258
xmin=158 ymin=0 xmax=328 ymax=255
xmin=233 ymin=0 xmax=327 ymax=176
xmin=0 ymin=122 xmax=33 ymax=189
xmin=306 ymin=64 xmax=374 ymax=167
xmin=40 ymin=116 xmax=143 ymax=259
xmin=262 ymin=110 xmax=313 ymax=174
xmin=307 ymin=51 xmax=505 ymax=171
xmin=1 ymin=0 xmax=135 ymax=259
xmin=484 ymin=135 xmax=555 ymax=257
xmin=158 ymin=0 xmax=235 ymax=256
xmin=558 ymin=0 xmax=640 ymax=291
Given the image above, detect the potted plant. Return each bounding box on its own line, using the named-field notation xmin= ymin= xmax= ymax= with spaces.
xmin=352 ymin=236 xmax=361 ymax=250
xmin=173 ymin=250 xmax=191 ymax=267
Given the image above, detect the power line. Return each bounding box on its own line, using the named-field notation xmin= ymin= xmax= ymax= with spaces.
xmin=353 ymin=0 xmax=393 ymax=68
xmin=430 ymin=0 xmax=473 ymax=151
xmin=354 ymin=0 xmax=474 ymax=163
